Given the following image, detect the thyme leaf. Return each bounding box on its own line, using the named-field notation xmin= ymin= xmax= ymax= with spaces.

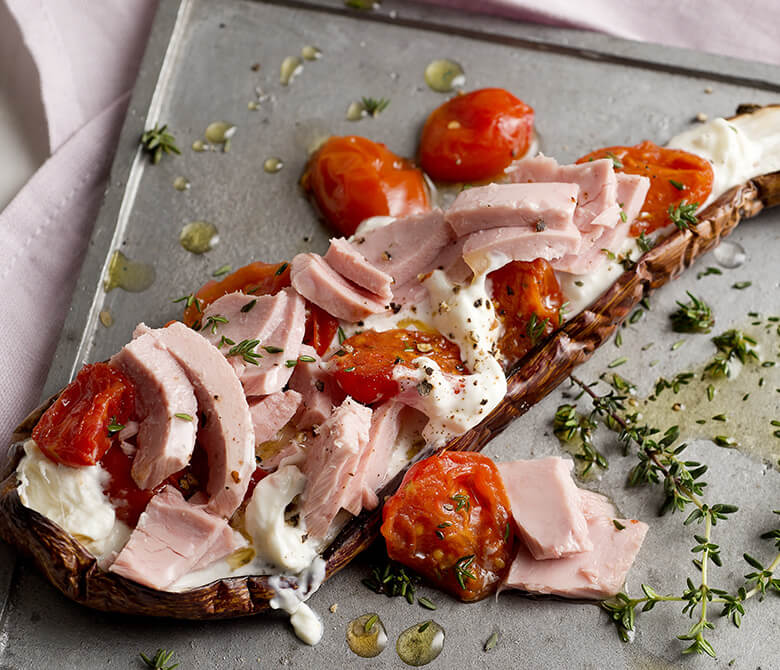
xmin=140 ymin=124 xmax=181 ymax=165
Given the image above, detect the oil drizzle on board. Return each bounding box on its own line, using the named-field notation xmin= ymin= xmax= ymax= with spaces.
xmin=263 ymin=157 xmax=284 ymax=173
xmin=204 ymin=121 xmax=236 ymax=152
xmin=103 ymin=251 xmax=155 ymax=293
xmin=424 ymin=59 xmax=465 ymax=93
xmin=179 ymin=221 xmax=219 ymax=254
xmin=280 ymin=56 xmax=303 ymax=85
xmin=346 ymin=613 xmax=388 ymax=658
xmin=637 ymin=321 xmax=780 ymax=468
xmin=173 ymin=176 xmax=190 ymax=191
xmin=396 ymin=620 xmax=445 ymax=666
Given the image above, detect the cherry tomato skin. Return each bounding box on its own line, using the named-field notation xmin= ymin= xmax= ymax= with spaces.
xmin=100 ymin=446 xmax=154 ymax=526
xmin=32 ymin=363 xmax=136 ymax=468
xmin=302 ymin=136 xmax=430 ymax=237
xmin=381 ymin=451 xmax=514 ymax=601
xmin=489 ymin=259 xmax=563 ymax=366
xmin=420 ymin=88 xmax=535 ymax=182
xmin=331 ymin=329 xmax=466 ymax=405
xmin=182 ymin=260 xmax=338 ymax=356
xmin=182 ymin=261 xmax=291 ymax=326
xmin=576 ymin=141 xmax=714 ymax=235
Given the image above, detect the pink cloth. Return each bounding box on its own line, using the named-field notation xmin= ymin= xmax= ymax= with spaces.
xmin=0 ymin=0 xmax=776 ymax=450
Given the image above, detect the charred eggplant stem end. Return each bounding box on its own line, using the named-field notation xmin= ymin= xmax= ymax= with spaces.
xmin=1 ymin=169 xmax=779 ymax=619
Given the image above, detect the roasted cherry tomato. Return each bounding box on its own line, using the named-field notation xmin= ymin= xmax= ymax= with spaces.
xmin=32 ymin=363 xmax=136 ymax=468
xmin=331 ymin=328 xmax=466 ymax=405
xmin=302 ymin=135 xmax=430 ymax=237
xmin=101 ymin=441 xmax=210 ymax=526
xmin=419 ymin=88 xmax=534 ymax=182
xmin=381 ymin=451 xmax=514 ymax=601
xmin=489 ymin=259 xmax=563 ymax=366
xmin=182 ymin=260 xmax=338 ymax=356
xmin=577 ymin=141 xmax=714 ymax=235
xmin=100 ymin=446 xmax=154 ymax=526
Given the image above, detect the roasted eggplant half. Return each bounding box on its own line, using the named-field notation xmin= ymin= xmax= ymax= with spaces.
xmin=1 ymin=164 xmax=777 ymax=619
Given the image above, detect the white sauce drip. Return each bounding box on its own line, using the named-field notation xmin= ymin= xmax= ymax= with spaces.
xmin=667 ymin=108 xmax=780 ymax=208
xmin=268 ymin=557 xmax=326 ymax=645
xmin=245 ymin=465 xmax=318 ymax=572
xmin=17 ymin=440 xmax=131 ymax=563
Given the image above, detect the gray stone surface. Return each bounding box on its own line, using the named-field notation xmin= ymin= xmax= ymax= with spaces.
xmin=3 ymin=0 xmax=778 ymax=668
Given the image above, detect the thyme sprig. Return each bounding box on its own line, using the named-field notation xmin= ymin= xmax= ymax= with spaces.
xmin=140 ymin=124 xmax=181 ymax=165
xmin=362 ymin=561 xmax=421 ymax=604
xmin=566 ymin=376 xmax=780 ymax=657
xmin=703 ymin=329 xmax=758 ymax=378
xmin=670 ymin=292 xmax=714 ymax=333
xmin=553 ymin=403 xmax=608 ymax=475
xmin=139 ymin=648 xmax=179 ymax=670
xmin=527 ymin=313 xmax=550 ymax=347
xmin=668 ymin=200 xmax=699 ymax=231
xmin=454 ymin=554 xmax=476 ymax=590
xmin=226 ymin=338 xmax=262 ymax=365
xmin=361 ymin=97 xmax=390 ymax=117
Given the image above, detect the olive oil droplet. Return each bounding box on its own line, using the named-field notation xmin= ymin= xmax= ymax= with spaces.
xmin=346 ymin=101 xmax=365 ymax=121
xmin=99 ymin=310 xmax=113 ymax=327
xmin=346 ymin=613 xmax=388 ymax=658
xmin=104 ymin=251 xmax=156 ymax=293
xmin=396 ymin=620 xmax=445 ymax=666
xmin=191 ymin=140 xmax=206 ymax=152
xmin=424 ymin=59 xmax=465 ymax=93
xmin=713 ymin=241 xmax=746 ymax=268
xmin=204 ymin=121 xmax=236 ymax=152
xmin=179 ymin=221 xmax=219 ymax=254
xmin=280 ymin=56 xmax=303 ymax=85
xmin=263 ymin=157 xmax=284 ymax=173
xmin=301 ymin=45 xmax=321 ymax=61
xmin=173 ymin=176 xmax=190 ymax=191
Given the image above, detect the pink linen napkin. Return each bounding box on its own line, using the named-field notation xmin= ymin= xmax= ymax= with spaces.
xmin=0 ymin=0 xmax=777 ymax=451
xmin=0 ymin=0 xmax=157 ymax=448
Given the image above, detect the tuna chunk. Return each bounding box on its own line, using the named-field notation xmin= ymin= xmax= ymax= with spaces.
xmin=498 ymin=458 xmax=592 ymax=560
xmin=139 ymin=322 xmax=254 ymax=518
xmin=579 ymin=489 xmax=617 ymax=520
xmin=110 ymin=333 xmax=197 ymax=490
xmin=446 ymin=183 xmax=580 ymax=236
xmin=249 ymin=390 xmax=302 ymax=445
xmin=616 ymin=173 xmax=650 ymax=226
xmin=462 ymin=226 xmax=583 ymax=274
xmin=202 ymin=289 xmax=306 ymax=396
xmin=352 ymin=210 xmax=454 ymax=287
xmin=190 ymin=523 xmax=248 ymax=572
xmin=109 ymin=486 xmax=241 ymax=590
xmin=301 ymin=397 xmax=372 ymax=539
xmin=291 ymin=253 xmax=387 ymax=322
xmin=509 ymin=156 xmax=618 ymax=231
xmin=244 ymin=289 xmax=306 ymax=396
xmin=344 ymin=401 xmax=404 ymax=514
xmin=287 ymin=345 xmax=344 ymax=429
xmin=324 ymin=238 xmax=393 ymax=300
xmin=503 ymin=515 xmax=648 ymax=599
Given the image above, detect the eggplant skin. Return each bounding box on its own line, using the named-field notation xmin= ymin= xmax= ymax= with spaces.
xmin=0 ymin=171 xmax=777 ymax=619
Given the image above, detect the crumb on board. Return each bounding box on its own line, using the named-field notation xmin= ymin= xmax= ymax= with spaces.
xmin=695 ymin=112 xmax=708 ymax=122
xmin=329 ymin=603 xmax=338 ymax=613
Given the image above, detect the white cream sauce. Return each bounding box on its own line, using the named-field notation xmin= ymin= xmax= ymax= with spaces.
xmin=17 ymin=440 xmax=131 ymax=563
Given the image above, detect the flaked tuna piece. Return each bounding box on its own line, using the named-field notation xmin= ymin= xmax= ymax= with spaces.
xmin=249 ymin=390 xmax=302 ymax=445
xmin=244 ymin=289 xmax=307 ymax=396
xmin=301 ymin=397 xmax=372 ymax=539
xmin=446 ymin=183 xmax=580 ymax=237
xmin=509 ymin=155 xmax=618 ymax=231
xmin=324 ymin=238 xmax=393 ymax=301
xmin=616 ymin=172 xmax=651 ymax=225
xmin=462 ymin=226 xmax=583 ymax=275
xmin=190 ymin=523 xmax=248 ymax=572
xmin=259 ymin=439 xmax=304 ymax=471
xmin=552 ymin=174 xmax=650 ymax=275
xmin=352 ymin=210 xmax=454 ymax=287
xmin=498 ymin=458 xmax=592 ymax=560
xmin=503 ymin=515 xmax=648 ymax=599
xmin=110 ymin=334 xmax=197 ymax=490
xmin=291 ymin=253 xmax=386 ymax=322
xmin=287 ymin=345 xmax=344 ymax=429
xmin=579 ymin=489 xmax=617 ymax=520
xmin=138 ymin=322 xmax=254 ymax=518
xmin=109 ymin=486 xmax=240 ymax=590
xmin=344 ymin=401 xmax=404 ymax=514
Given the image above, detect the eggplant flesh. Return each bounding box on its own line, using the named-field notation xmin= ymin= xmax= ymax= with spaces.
xmin=0 ymin=168 xmax=778 ymax=619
